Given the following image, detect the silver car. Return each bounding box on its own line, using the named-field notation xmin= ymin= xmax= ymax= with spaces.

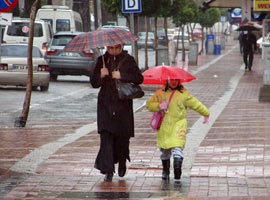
xmin=0 ymin=44 xmax=50 ymax=91
xmin=137 ymin=32 xmax=155 ymax=49
xmin=45 ymin=31 xmax=99 ymax=81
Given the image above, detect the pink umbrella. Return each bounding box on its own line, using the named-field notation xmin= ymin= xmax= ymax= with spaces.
xmin=142 ymin=65 xmax=196 ymax=85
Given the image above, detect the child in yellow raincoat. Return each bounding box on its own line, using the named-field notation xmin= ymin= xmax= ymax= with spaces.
xmin=146 ymin=79 xmax=210 ymax=181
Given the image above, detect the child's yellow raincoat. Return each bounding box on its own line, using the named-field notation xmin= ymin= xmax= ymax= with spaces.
xmin=146 ymin=88 xmax=210 ymax=149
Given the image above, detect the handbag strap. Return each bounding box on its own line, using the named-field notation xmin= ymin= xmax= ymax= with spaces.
xmin=167 ymin=90 xmax=176 ymax=105
xmin=161 ymin=90 xmax=175 ymax=117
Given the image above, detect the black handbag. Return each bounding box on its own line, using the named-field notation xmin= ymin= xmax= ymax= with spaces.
xmin=114 ymin=55 xmax=144 ymax=100
xmin=116 ymin=80 xmax=144 ymax=100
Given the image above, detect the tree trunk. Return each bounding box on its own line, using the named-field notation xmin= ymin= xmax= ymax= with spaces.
xmin=144 ymin=16 xmax=149 ymax=70
xmin=134 ymin=14 xmax=139 ymax=65
xmin=93 ymin=0 xmax=99 ymax=29
xmin=201 ymin=27 xmax=205 ymax=53
xmin=15 ymin=0 xmax=41 ymax=127
xmin=73 ymin=0 xmax=90 ymax=32
xmin=24 ymin=0 xmax=40 ymax=18
xmin=13 ymin=2 xmax=20 ymax=17
xmin=154 ymin=17 xmax=158 ymax=66
xmin=181 ymin=26 xmax=185 ymax=61
xmin=164 ymin=17 xmax=168 ymax=47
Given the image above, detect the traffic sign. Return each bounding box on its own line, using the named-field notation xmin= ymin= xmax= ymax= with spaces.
xmin=0 ymin=12 xmax=12 ymax=26
xmin=0 ymin=0 xmax=18 ymax=12
xmin=122 ymin=0 xmax=142 ymax=13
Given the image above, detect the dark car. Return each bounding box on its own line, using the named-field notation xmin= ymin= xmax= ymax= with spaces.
xmin=45 ymin=31 xmax=99 ymax=81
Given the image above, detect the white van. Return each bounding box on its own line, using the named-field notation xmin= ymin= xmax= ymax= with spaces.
xmin=2 ymin=18 xmax=53 ymax=55
xmin=36 ymin=5 xmax=83 ymax=33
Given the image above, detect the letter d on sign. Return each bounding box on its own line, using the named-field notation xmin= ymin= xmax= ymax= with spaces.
xmin=128 ymin=0 xmax=135 ymax=8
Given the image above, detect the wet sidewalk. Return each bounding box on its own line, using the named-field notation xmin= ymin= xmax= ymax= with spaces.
xmin=1 ymin=36 xmax=270 ymax=199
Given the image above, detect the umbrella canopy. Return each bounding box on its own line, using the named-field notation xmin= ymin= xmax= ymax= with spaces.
xmin=236 ymin=25 xmax=260 ymax=31
xmin=63 ymin=27 xmax=138 ymax=51
xmin=142 ymin=65 xmax=196 ymax=85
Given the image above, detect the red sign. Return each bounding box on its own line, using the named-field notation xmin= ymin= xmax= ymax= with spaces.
xmin=0 ymin=0 xmax=18 ymax=12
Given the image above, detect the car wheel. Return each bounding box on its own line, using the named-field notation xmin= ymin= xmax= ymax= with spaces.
xmin=50 ymin=73 xmax=58 ymax=81
xmin=40 ymin=85 xmax=49 ymax=91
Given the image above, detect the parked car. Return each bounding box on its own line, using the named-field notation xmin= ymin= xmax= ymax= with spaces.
xmin=123 ymin=41 xmax=132 ymax=55
xmin=2 ymin=18 xmax=53 ymax=56
xmin=45 ymin=31 xmax=99 ymax=81
xmin=192 ymin=28 xmax=203 ymax=40
xmin=172 ymin=34 xmax=191 ymax=50
xmin=0 ymin=44 xmax=50 ymax=91
xmin=157 ymin=29 xmax=166 ymax=46
xmin=137 ymin=32 xmax=155 ymax=49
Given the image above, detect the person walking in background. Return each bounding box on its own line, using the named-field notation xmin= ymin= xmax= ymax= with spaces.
xmin=90 ymin=43 xmax=144 ymax=182
xmin=238 ymin=31 xmax=244 ymax=54
xmin=242 ymin=30 xmax=257 ymax=71
xmin=146 ymin=79 xmax=210 ymax=181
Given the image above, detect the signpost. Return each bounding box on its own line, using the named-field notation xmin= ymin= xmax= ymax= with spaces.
xmin=122 ymin=0 xmax=142 ymax=57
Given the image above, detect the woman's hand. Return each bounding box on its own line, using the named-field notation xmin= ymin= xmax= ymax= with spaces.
xmin=112 ymin=70 xmax=121 ymax=79
xmin=101 ymin=67 xmax=109 ymax=78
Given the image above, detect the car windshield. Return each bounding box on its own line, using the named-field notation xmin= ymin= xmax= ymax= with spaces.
xmin=1 ymin=45 xmax=41 ymax=57
xmin=52 ymin=35 xmax=76 ymax=46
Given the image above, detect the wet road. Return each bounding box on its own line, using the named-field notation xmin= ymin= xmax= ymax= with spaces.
xmin=0 ymin=49 xmax=161 ymax=128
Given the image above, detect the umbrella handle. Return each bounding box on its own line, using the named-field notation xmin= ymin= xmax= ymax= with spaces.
xmin=101 ymin=53 xmax=106 ymax=68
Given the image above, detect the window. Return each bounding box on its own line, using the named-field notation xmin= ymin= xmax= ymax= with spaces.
xmin=7 ymin=22 xmax=43 ymax=37
xmin=56 ymin=19 xmax=70 ymax=32
xmin=52 ymin=35 xmax=75 ymax=46
xmin=2 ymin=45 xmax=41 ymax=58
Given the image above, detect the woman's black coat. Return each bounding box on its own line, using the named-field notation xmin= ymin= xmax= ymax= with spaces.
xmin=90 ymin=50 xmax=144 ymax=138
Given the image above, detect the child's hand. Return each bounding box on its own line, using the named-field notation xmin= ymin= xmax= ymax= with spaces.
xmin=159 ymin=101 xmax=168 ymax=111
xmin=203 ymin=115 xmax=209 ymax=124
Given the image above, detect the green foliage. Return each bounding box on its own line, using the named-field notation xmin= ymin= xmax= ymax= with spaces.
xmin=171 ymin=0 xmax=195 ymax=26
xmin=102 ymin=0 xmax=121 ymax=14
xmin=198 ymin=7 xmax=220 ymax=28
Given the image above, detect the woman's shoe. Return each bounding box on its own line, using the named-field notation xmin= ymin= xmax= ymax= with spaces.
xmin=118 ymin=161 xmax=126 ymax=177
xmin=104 ymin=172 xmax=113 ymax=182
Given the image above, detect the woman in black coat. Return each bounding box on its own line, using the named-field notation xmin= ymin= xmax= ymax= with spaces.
xmin=90 ymin=43 xmax=143 ymax=182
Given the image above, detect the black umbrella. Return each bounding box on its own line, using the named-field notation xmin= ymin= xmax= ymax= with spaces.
xmin=236 ymin=25 xmax=260 ymax=31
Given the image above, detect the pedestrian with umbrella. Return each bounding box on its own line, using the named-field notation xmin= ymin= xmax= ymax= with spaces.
xmin=236 ymin=25 xmax=258 ymax=71
xmin=65 ymin=28 xmax=144 ymax=182
xmin=144 ymin=65 xmax=210 ymax=181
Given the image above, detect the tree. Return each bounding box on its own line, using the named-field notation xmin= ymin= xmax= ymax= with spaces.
xmin=198 ymin=7 xmax=220 ymax=52
xmin=24 ymin=0 xmax=41 ymax=18
xmin=15 ymin=0 xmax=41 ymax=127
xmin=159 ymin=0 xmax=174 ymax=47
xmin=171 ymin=0 xmax=195 ymax=61
xmin=73 ymin=0 xmax=91 ymax=32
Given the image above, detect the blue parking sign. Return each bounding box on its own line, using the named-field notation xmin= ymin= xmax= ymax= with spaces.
xmin=122 ymin=0 xmax=142 ymax=13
